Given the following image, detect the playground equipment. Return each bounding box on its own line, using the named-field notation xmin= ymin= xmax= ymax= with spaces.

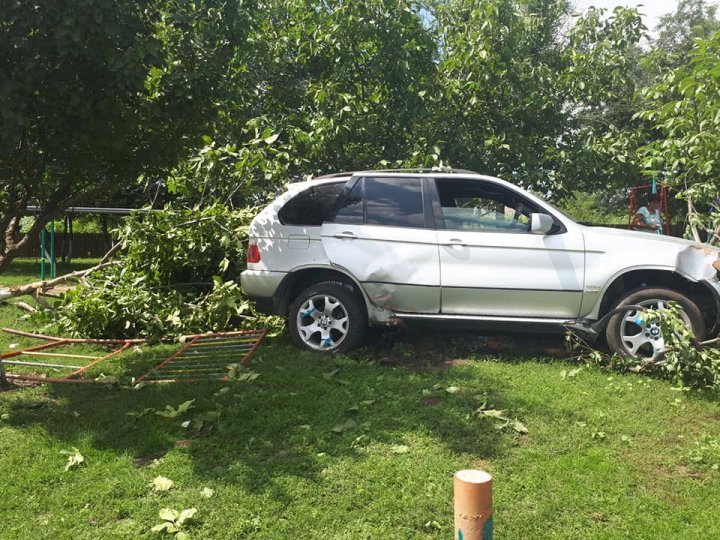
xmin=27 ymin=206 xmax=154 ymax=279
xmin=627 ymin=181 xmax=671 ymax=235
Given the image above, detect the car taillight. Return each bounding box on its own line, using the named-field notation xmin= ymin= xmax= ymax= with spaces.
xmin=247 ymin=240 xmax=261 ymax=264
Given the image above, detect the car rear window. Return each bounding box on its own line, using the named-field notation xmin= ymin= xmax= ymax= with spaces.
xmin=278 ymin=182 xmax=345 ymax=226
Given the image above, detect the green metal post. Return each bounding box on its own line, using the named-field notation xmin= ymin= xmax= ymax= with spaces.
xmin=50 ymin=221 xmax=56 ymax=278
xmin=40 ymin=227 xmax=46 ymax=280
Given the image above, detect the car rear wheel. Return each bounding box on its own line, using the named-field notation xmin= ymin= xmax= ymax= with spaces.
xmin=288 ymin=281 xmax=367 ymax=353
xmin=605 ymin=287 xmax=705 ymax=360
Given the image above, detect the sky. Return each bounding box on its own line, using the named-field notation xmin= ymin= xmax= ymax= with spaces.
xmin=574 ymin=0 xmax=720 ymax=31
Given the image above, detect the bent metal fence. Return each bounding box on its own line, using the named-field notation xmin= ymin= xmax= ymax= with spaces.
xmin=0 ymin=328 xmax=143 ymax=384
xmin=136 ymin=330 xmax=267 ymax=383
xmin=0 ymin=328 xmax=266 ymax=385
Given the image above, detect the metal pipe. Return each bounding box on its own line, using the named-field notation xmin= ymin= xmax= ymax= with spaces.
xmin=26 ymin=206 xmax=157 ymax=216
xmin=21 ymin=351 xmax=101 ymax=360
xmin=2 ymin=328 xmax=147 ymax=344
xmin=50 ymin=220 xmax=56 ymax=278
xmin=1 ymin=360 xmax=82 ymax=369
xmin=136 ymin=336 xmax=201 ymax=383
xmin=40 ymin=227 xmax=46 ymax=280
xmin=0 ymin=340 xmax=70 ymax=360
xmin=68 ymin=342 xmax=132 ymax=378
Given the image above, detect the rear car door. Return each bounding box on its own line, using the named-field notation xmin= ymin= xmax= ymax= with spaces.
xmin=433 ymin=177 xmax=585 ymax=319
xmin=320 ymin=176 xmax=441 ymax=313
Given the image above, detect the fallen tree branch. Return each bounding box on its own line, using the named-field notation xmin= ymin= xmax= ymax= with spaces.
xmin=15 ymin=301 xmax=36 ymax=313
xmin=0 ymin=260 xmax=115 ymax=302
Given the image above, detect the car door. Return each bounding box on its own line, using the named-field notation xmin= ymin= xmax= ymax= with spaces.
xmin=320 ymin=176 xmax=441 ymax=313
xmin=433 ymin=177 xmax=585 ymax=319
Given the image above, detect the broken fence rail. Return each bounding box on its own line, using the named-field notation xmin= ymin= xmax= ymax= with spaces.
xmin=1 ymin=328 xmax=266 ymax=384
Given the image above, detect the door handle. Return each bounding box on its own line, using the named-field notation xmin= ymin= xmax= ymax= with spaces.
xmin=448 ymin=238 xmax=465 ymax=247
xmin=333 ymin=231 xmax=357 ymax=239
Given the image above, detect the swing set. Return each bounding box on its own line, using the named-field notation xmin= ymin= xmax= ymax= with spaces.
xmin=627 ymin=181 xmax=671 ymax=235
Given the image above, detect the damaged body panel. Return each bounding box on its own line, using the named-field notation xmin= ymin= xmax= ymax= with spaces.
xmin=320 ymin=222 xmax=440 ymax=313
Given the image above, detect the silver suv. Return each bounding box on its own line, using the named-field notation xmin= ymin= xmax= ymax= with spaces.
xmin=241 ymin=169 xmax=720 ymax=359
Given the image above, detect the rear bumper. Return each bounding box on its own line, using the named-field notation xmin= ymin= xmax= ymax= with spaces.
xmin=241 ymin=270 xmax=286 ymax=303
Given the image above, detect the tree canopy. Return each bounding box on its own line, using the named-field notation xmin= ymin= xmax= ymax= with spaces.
xmin=3 ymin=0 xmax=720 ymax=271
xmin=0 ymin=0 xmax=251 ymax=269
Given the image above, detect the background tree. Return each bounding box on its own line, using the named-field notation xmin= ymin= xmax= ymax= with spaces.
xmin=636 ymin=30 xmax=720 ymax=243
xmin=654 ymin=0 xmax=720 ymax=65
xmin=0 ymin=0 xmax=251 ymax=270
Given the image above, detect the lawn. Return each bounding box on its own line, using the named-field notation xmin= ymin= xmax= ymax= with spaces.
xmin=1 ymin=260 xmax=719 ymax=539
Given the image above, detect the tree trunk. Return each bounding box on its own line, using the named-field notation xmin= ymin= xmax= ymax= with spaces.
xmin=0 ymin=211 xmax=53 ymax=273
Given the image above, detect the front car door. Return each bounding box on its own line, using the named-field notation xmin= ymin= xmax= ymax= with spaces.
xmin=432 ymin=176 xmax=585 ymax=319
xmin=320 ymin=175 xmax=441 ymax=313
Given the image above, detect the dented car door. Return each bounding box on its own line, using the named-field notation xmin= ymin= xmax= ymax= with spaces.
xmin=320 ymin=176 xmax=441 ymax=313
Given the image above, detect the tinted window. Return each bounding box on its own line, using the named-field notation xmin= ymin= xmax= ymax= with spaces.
xmin=334 ymin=180 xmax=364 ymax=224
xmin=278 ymin=181 xmax=345 ymax=226
xmin=435 ymin=178 xmax=542 ymax=233
xmin=365 ymin=177 xmax=424 ymax=228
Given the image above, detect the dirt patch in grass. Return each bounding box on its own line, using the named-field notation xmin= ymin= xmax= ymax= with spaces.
xmin=364 ymin=326 xmax=569 ymax=371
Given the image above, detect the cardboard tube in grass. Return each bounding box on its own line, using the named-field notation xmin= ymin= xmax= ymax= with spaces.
xmin=454 ymin=469 xmax=493 ymax=540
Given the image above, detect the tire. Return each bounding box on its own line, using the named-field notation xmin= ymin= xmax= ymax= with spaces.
xmin=605 ymin=287 xmax=705 ymax=360
xmin=288 ymin=281 xmax=367 ymax=353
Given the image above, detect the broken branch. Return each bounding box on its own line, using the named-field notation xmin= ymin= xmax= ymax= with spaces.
xmin=0 ymin=260 xmax=115 ymax=302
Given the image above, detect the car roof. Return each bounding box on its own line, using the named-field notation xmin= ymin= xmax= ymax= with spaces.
xmin=309 ymin=169 xmax=513 ymax=187
xmin=313 ymin=168 xmax=481 ymax=180
xmin=285 ymin=169 xmax=515 ymax=194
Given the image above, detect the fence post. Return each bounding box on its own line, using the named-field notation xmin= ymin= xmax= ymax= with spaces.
xmin=40 ymin=227 xmax=46 ymax=280
xmin=50 ymin=221 xmax=56 ymax=278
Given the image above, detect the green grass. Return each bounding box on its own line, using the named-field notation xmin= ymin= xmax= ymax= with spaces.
xmin=1 ymin=258 xmax=101 ymax=287
xmin=1 ymin=262 xmax=719 ymax=538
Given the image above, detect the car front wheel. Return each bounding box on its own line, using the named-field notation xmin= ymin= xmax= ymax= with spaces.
xmin=288 ymin=281 xmax=367 ymax=353
xmin=605 ymin=287 xmax=705 ymax=360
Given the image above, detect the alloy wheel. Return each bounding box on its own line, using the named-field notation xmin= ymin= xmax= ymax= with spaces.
xmin=296 ymin=294 xmax=350 ymax=350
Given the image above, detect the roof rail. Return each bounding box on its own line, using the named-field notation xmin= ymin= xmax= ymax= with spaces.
xmin=312 ymin=172 xmax=354 ymax=180
xmin=313 ymin=167 xmax=480 ymax=179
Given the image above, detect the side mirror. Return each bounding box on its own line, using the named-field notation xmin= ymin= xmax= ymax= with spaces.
xmin=530 ymin=213 xmax=554 ymax=235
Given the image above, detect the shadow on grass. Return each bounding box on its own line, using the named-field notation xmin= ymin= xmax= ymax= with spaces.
xmin=4 ymin=334 xmax=537 ymax=504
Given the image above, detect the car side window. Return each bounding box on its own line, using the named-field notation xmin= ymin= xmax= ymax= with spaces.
xmin=334 ymin=179 xmax=364 ymax=224
xmin=333 ymin=177 xmax=425 ymax=228
xmin=278 ymin=181 xmax=345 ymax=226
xmin=435 ymin=178 xmax=541 ymax=233
xmin=365 ymin=177 xmax=424 ymax=228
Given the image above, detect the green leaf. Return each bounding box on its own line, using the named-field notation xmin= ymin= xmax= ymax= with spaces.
xmin=151 ymin=476 xmax=174 ymax=492
xmin=156 ymin=400 xmax=195 ymax=419
xmin=445 ymin=386 xmax=460 ymax=394
xmin=200 ymin=487 xmax=215 ymax=498
xmin=390 ymin=444 xmax=410 ymax=453
xmin=264 ymin=133 xmax=279 ymax=145
xmin=331 ymin=419 xmax=357 ymax=433
xmin=480 ymin=409 xmax=506 ymax=418
xmin=177 ymin=508 xmax=197 ymax=525
xmin=151 ymin=522 xmax=175 ymax=532
xmin=159 ymin=508 xmax=179 ymax=522
xmin=61 ymin=448 xmax=85 ymax=471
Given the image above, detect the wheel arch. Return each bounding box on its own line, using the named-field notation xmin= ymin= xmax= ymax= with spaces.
xmin=273 ymin=265 xmax=387 ymax=322
xmin=595 ymin=268 xmax=719 ymax=333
